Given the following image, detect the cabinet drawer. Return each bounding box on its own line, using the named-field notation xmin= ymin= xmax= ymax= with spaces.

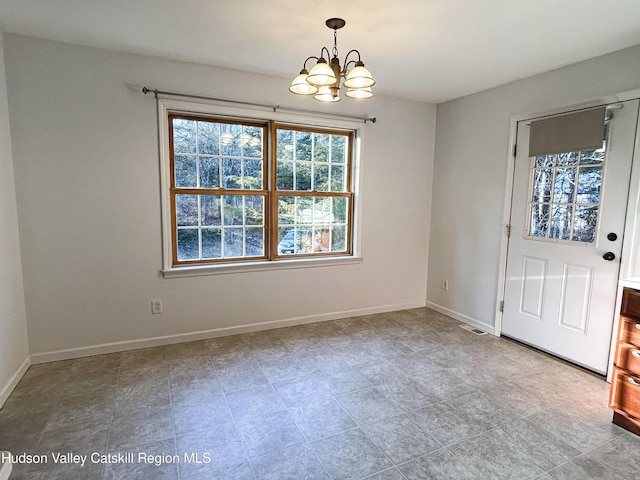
xmin=619 ymin=316 xmax=640 ymax=347
xmin=609 ymin=369 xmax=640 ymax=421
xmin=622 ymin=288 xmax=640 ymax=318
xmin=615 ymin=343 xmax=640 ymax=375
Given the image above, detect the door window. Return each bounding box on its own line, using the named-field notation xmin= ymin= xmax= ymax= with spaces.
xmin=527 ymin=145 xmax=605 ymax=244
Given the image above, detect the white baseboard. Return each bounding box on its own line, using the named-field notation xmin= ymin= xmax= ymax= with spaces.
xmin=0 ymin=452 xmax=12 ymax=480
xmin=425 ymin=301 xmax=495 ymax=335
xmin=30 ymin=301 xmax=426 ymax=364
xmin=0 ymin=356 xmax=31 ymax=409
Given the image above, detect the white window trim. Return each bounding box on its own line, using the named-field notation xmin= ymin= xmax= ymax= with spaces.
xmin=157 ymin=98 xmax=365 ymax=278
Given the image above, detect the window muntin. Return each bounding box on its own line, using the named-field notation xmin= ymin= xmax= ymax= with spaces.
xmin=168 ymin=114 xmax=354 ymax=266
xmin=273 ymin=126 xmax=353 ymax=257
xmin=527 ymin=146 xmax=605 ymax=244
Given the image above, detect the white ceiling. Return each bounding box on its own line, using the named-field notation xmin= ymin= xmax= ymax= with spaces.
xmin=1 ymin=0 xmax=640 ymax=103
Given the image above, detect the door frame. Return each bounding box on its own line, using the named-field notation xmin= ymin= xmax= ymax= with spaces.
xmin=495 ymin=89 xmax=640 ymax=378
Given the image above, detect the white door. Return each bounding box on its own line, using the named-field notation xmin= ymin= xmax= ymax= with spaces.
xmin=502 ymin=99 xmax=639 ymax=374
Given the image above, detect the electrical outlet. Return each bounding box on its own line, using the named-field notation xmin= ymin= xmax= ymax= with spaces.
xmin=151 ymin=299 xmax=163 ymax=315
xmin=442 ymin=280 xmax=449 ymax=291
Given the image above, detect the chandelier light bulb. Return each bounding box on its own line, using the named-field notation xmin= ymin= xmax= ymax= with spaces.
xmin=314 ymin=85 xmax=341 ymax=102
xmin=345 ymin=87 xmax=373 ymax=99
xmin=344 ymin=63 xmax=375 ymax=89
xmin=306 ymin=60 xmax=337 ymax=86
xmin=289 ymin=70 xmax=318 ymax=95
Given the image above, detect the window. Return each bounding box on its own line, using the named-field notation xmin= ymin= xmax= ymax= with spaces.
xmin=170 ymin=115 xmax=268 ymax=264
xmin=527 ymin=146 xmax=605 ymax=244
xmin=165 ymin=108 xmax=356 ymax=269
xmin=274 ymin=126 xmax=352 ymax=257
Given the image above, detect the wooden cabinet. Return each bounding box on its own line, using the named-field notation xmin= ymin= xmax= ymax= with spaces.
xmin=609 ymin=287 xmax=640 ymax=436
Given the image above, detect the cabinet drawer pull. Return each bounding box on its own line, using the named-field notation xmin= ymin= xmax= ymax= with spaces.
xmin=633 ymin=351 xmax=640 ymax=358
xmin=636 ymin=324 xmax=640 ymax=330
xmin=630 ymin=377 xmax=640 ymax=387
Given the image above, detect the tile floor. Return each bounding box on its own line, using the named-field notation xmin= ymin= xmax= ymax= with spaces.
xmin=1 ymin=308 xmax=639 ymax=479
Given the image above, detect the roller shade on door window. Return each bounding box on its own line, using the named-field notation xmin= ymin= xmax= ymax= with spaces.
xmin=528 ymin=106 xmax=606 ymax=157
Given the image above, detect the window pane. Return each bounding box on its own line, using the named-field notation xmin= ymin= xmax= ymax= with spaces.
xmin=245 ymin=196 xmax=264 ymax=226
xmin=314 ymin=134 xmax=330 ymax=162
xmin=312 ymin=227 xmax=330 ymax=252
xmin=553 ymin=168 xmax=576 ymax=204
xmin=223 ymin=195 xmax=243 ymax=225
xmin=241 ymin=126 xmax=263 ymax=159
xmin=277 ymin=226 xmax=311 ymax=255
xmin=277 ymin=162 xmax=294 ymax=190
xmin=277 ymin=195 xmax=349 ymax=256
xmin=535 ymin=155 xmax=554 ymax=168
xmin=175 ymin=155 xmax=197 ymax=188
xmin=223 ymin=158 xmax=242 ymax=189
xmin=244 ymin=159 xmax=263 ymax=190
xmin=277 ymin=130 xmax=293 ymax=160
xmin=296 ymin=197 xmax=313 ymax=223
xmin=557 ymin=152 xmax=579 ymax=166
xmin=200 ymin=195 xmax=221 ymax=226
xmin=314 ymin=164 xmax=329 ymax=192
xmin=176 ymin=195 xmax=198 ymax=226
xmin=276 ymin=128 xmax=349 ymax=194
xmin=177 ymin=229 xmax=199 ymax=260
xmin=278 ymin=196 xmax=295 ymax=226
xmin=223 ymin=228 xmax=243 ymax=257
xmin=531 ymin=169 xmax=552 ymax=202
xmin=529 ymin=203 xmax=549 ymax=238
xmin=202 ymin=228 xmax=221 ymax=259
xmin=579 ymin=148 xmax=605 ymax=165
xmin=295 ymin=163 xmax=312 ymax=191
xmin=221 ymin=123 xmax=242 ymax=156
xmin=572 ymin=206 xmax=598 ymax=243
xmin=295 ymin=131 xmax=312 ymax=161
xmin=331 ymin=135 xmax=347 ymax=163
xmin=173 ymin=119 xmax=265 ymax=192
xmin=331 ymin=225 xmax=347 ymax=252
xmin=173 ymin=119 xmax=196 ymax=154
xmin=197 ymin=121 xmax=219 ymax=155
xmin=576 ymin=166 xmax=602 ymax=203
xmin=199 ymin=156 xmax=220 ymax=188
xmin=550 ymin=204 xmax=572 ymax=240
xmin=174 ymin=194 xmax=264 ymax=262
xmin=331 ymin=165 xmax=345 ymax=192
xmin=313 ymin=197 xmax=331 ymax=224
xmin=246 ymin=227 xmax=264 ymax=256
xmin=332 ymin=197 xmax=348 ymax=224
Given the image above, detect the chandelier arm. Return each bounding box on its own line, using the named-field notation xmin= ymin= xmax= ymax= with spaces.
xmin=343 ymin=49 xmax=362 ymax=64
xmin=302 ymin=56 xmax=319 ymax=70
xmin=342 ymin=59 xmax=359 ymax=76
xmin=319 ymin=47 xmax=331 ymax=62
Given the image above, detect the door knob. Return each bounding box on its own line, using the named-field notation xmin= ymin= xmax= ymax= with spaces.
xmin=607 ymin=233 xmax=618 ymax=241
xmin=603 ymin=252 xmax=616 ymax=261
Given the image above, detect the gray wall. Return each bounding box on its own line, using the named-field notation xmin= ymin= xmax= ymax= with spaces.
xmin=427 ymin=44 xmax=640 ymax=330
xmin=3 ymin=34 xmax=437 ymax=358
xmin=0 ymin=34 xmax=29 ymax=405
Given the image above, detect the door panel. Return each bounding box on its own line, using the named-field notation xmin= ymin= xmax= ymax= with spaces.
xmin=519 ymin=256 xmax=547 ymax=319
xmin=502 ymin=99 xmax=639 ymax=374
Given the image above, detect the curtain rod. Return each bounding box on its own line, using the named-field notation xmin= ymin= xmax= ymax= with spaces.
xmin=141 ymin=87 xmax=376 ymax=124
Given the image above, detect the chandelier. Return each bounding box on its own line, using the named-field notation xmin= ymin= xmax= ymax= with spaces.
xmin=289 ymin=18 xmax=375 ymax=102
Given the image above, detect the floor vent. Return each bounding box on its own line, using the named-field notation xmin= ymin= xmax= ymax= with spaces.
xmin=458 ymin=324 xmax=487 ymax=335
